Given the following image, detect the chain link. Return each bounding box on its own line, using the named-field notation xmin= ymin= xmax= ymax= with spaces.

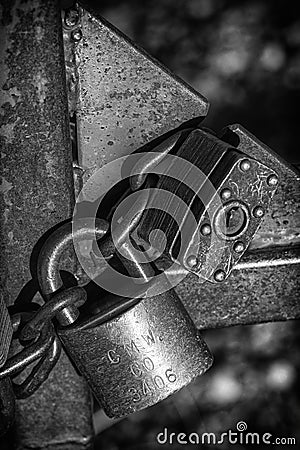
xmin=13 ymin=336 xmax=61 ymax=399
xmin=0 ymin=315 xmax=54 ymax=378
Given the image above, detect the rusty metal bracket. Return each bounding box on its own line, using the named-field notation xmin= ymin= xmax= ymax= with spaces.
xmin=62 ymin=4 xmax=209 ymax=193
xmin=0 ymin=1 xmax=93 ymax=448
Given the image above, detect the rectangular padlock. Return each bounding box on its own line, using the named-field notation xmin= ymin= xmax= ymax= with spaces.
xmin=136 ymin=128 xmax=279 ymax=282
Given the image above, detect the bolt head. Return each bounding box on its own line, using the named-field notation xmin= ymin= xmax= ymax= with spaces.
xmin=214 ymin=269 xmax=226 ymax=282
xmin=267 ymin=174 xmax=278 ymax=187
xmin=200 ymin=224 xmax=211 ymax=236
xmin=221 ymin=188 xmax=232 ymax=201
xmin=253 ymin=206 xmax=265 ymax=218
xmin=233 ymin=241 xmax=245 ymax=253
xmin=186 ymin=255 xmax=199 ymax=269
xmin=240 ymin=159 xmax=251 ymax=172
xmin=71 ymin=29 xmax=82 ymax=42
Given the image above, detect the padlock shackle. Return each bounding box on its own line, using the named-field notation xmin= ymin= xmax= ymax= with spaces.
xmin=116 ymin=242 xmax=155 ymax=283
xmin=37 ymin=218 xmax=109 ymax=325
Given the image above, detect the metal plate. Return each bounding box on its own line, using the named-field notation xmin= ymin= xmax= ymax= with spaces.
xmin=186 ymin=153 xmax=279 ymax=282
xmin=63 ymin=5 xmax=209 ymax=198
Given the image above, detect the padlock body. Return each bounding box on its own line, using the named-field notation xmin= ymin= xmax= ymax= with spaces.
xmin=136 ymin=129 xmax=279 ymax=282
xmin=58 ymin=290 xmax=212 ymax=418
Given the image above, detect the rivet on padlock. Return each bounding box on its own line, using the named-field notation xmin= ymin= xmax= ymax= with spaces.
xmin=37 ymin=219 xmax=213 ymax=418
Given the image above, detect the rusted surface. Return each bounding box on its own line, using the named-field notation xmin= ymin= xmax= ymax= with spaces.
xmin=0 ymin=0 xmax=74 ymax=303
xmin=221 ymin=125 xmax=300 ymax=250
xmin=177 ymin=247 xmax=300 ymax=330
xmin=0 ymin=1 xmax=93 ymax=448
xmin=63 ymin=5 xmax=208 ymax=197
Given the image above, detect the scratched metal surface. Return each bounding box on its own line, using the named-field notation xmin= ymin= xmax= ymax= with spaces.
xmin=176 ymin=247 xmax=300 ymax=330
xmin=66 ymin=4 xmax=209 ymax=196
xmin=0 ymin=1 xmax=93 ymax=448
xmin=221 ymin=125 xmax=300 ymax=250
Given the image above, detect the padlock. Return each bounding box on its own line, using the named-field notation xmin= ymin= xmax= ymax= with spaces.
xmin=135 ymin=128 xmax=279 ymax=282
xmin=57 ymin=280 xmax=212 ymax=418
xmin=37 ymin=220 xmax=213 ymax=418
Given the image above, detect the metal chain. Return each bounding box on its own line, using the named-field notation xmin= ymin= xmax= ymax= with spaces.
xmin=0 ymin=225 xmax=109 ymax=396
xmin=13 ymin=336 xmax=61 ymax=399
xmin=20 ymin=287 xmax=87 ymax=342
xmin=0 ymin=315 xmax=53 ymax=380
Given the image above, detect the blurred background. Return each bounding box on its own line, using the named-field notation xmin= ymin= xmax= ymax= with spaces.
xmin=81 ymin=0 xmax=300 ymax=164
xmin=77 ymin=0 xmax=300 ymax=448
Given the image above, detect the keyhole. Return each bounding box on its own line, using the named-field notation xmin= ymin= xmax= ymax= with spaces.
xmin=225 ymin=206 xmax=247 ymax=237
xmin=214 ymin=201 xmax=250 ymax=240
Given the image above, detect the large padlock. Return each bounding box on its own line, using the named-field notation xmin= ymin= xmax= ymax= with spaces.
xmin=37 ymin=221 xmax=213 ymax=418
